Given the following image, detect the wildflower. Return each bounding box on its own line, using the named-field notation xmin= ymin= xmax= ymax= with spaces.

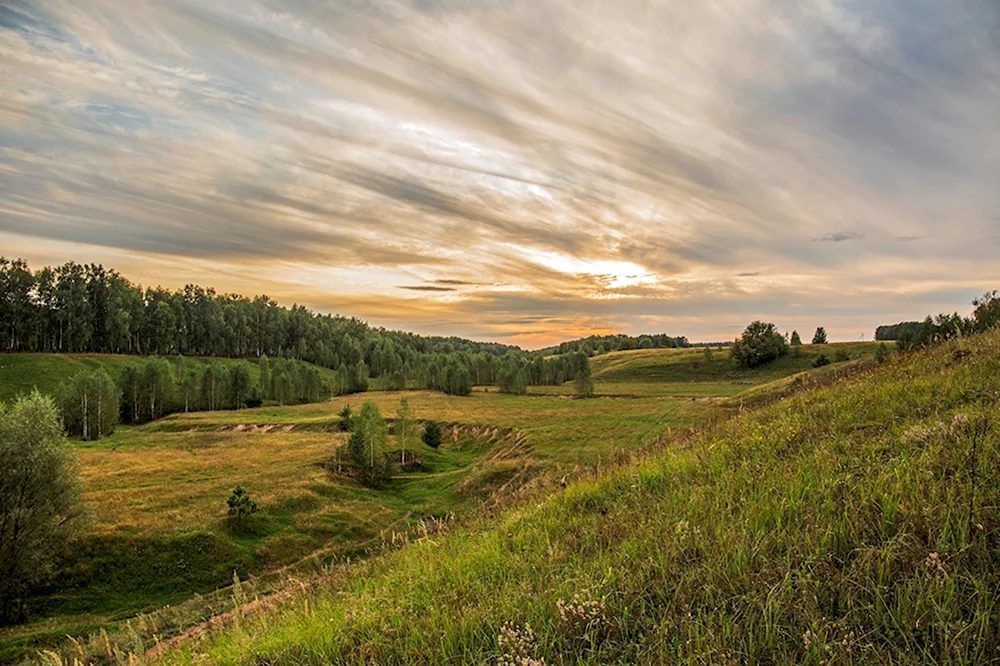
xmin=556 ymin=589 xmax=607 ymax=640
xmin=802 ymin=630 xmax=813 ymax=649
xmin=924 ymin=552 xmax=947 ymax=574
xmin=951 ymin=413 xmax=970 ymax=435
xmin=497 ymin=622 xmax=545 ymax=666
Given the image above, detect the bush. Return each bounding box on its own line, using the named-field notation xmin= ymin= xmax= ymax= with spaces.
xmin=730 ymin=321 xmax=789 ymax=368
xmin=812 ymin=354 xmax=831 ymax=368
xmin=834 ymin=348 xmax=850 ymax=362
xmin=423 ymin=420 xmax=443 ymax=448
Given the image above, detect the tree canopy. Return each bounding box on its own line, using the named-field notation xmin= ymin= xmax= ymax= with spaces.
xmin=0 ymin=391 xmax=87 ymax=624
xmin=731 ymin=321 xmax=789 ymax=369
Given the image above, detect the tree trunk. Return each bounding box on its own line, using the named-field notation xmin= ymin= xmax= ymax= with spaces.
xmin=81 ymin=390 xmax=88 ymax=441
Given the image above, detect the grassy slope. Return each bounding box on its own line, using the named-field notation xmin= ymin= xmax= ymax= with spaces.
xmin=0 ymin=353 xmax=342 ymax=404
xmin=157 ymin=332 xmax=1000 ymax=665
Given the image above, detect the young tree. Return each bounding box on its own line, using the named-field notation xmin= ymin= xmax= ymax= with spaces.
xmin=573 ymin=355 xmax=594 ymax=398
xmin=422 ymin=420 xmax=443 ymax=449
xmin=226 ymin=485 xmax=258 ymax=531
xmin=58 ymin=368 xmax=120 ymax=441
xmin=730 ymin=321 xmax=789 ymax=369
xmin=347 ymin=401 xmax=392 ymax=488
xmin=395 ymin=397 xmax=415 ymax=466
xmin=339 ymin=403 xmax=353 ymax=432
xmin=0 ymin=391 xmax=87 ymax=624
xmin=812 ymin=327 xmax=829 ymax=344
xmin=790 ymin=330 xmax=802 ymax=346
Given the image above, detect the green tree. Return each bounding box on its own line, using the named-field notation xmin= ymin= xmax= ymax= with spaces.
xmin=226 ymin=485 xmax=258 ymax=531
xmin=347 ymin=401 xmax=392 ymax=488
xmin=142 ymin=357 xmax=174 ymax=420
xmin=0 ymin=391 xmax=87 ymax=624
xmin=230 ymin=363 xmax=254 ymax=409
xmin=573 ymin=355 xmax=594 ymax=398
xmin=201 ymin=361 xmax=229 ymax=411
xmin=179 ymin=366 xmax=199 ymax=413
xmin=730 ymin=321 xmax=789 ymax=369
xmin=395 ymin=397 xmax=415 ymax=466
xmin=339 ymin=403 xmax=353 ymax=432
xmin=812 ymin=327 xmax=828 ymax=344
xmin=422 ymin=420 xmax=443 ymax=449
xmin=790 ymin=330 xmax=802 ymax=346
xmin=58 ymin=368 xmax=119 ymax=441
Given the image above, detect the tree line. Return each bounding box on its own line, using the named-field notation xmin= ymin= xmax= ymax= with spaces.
xmin=538 ymin=333 xmax=691 ymax=357
xmin=0 ymin=258 xmax=601 ymax=398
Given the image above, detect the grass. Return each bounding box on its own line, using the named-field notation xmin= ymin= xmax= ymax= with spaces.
xmin=0 ymin=343 xmax=883 ymax=663
xmin=136 ymin=331 xmax=1000 ymax=665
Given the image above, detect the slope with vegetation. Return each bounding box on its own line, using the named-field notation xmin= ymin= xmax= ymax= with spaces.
xmin=140 ymin=327 xmax=1000 ymax=665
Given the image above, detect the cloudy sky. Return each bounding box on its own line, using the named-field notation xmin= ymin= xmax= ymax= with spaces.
xmin=1 ymin=0 xmax=998 ymax=347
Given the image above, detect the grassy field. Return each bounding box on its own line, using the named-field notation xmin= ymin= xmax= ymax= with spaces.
xmin=0 ymin=343 xmax=879 ymax=663
xmin=136 ymin=331 xmax=1000 ymax=665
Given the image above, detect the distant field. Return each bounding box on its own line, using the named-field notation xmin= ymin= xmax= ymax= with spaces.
xmin=0 ymin=344 xmax=880 ymax=663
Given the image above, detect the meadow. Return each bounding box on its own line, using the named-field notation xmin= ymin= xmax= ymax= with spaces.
xmin=141 ymin=330 xmax=1000 ymax=665
xmin=0 ymin=342 xmax=879 ymax=663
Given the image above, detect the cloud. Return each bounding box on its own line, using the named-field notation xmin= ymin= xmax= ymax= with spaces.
xmin=399 ymin=285 xmax=456 ymax=292
xmin=814 ymin=232 xmax=865 ymax=243
xmin=0 ymin=0 xmax=997 ymax=346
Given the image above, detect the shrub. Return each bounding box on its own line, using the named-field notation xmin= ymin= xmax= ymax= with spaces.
xmin=730 ymin=321 xmax=789 ymax=368
xmin=875 ymin=342 xmax=889 ymax=363
xmin=423 ymin=420 xmax=443 ymax=448
xmin=834 ymin=348 xmax=850 ymax=362
xmin=812 ymin=354 xmax=831 ymax=368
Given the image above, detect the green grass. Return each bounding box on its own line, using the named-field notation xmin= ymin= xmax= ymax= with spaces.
xmin=135 ymin=331 xmax=1000 ymax=665
xmin=0 ymin=343 xmax=886 ymax=664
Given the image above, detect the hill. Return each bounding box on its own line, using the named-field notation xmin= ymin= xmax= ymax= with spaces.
xmin=135 ymin=330 xmax=999 ymax=664
xmin=0 ymin=353 xmax=343 ymax=404
xmin=0 ymin=342 xmax=874 ymax=663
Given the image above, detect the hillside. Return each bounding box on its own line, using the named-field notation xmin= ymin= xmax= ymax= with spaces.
xmin=137 ymin=330 xmax=999 ymax=664
xmin=0 ymin=353 xmax=342 ymax=404
xmin=0 ymin=342 xmax=872 ymax=664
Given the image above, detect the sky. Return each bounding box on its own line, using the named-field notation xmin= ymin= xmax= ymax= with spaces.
xmin=1 ymin=0 xmax=998 ymax=348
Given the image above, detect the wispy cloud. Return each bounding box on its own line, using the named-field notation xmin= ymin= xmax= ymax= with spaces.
xmin=1 ymin=0 xmax=998 ymax=346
